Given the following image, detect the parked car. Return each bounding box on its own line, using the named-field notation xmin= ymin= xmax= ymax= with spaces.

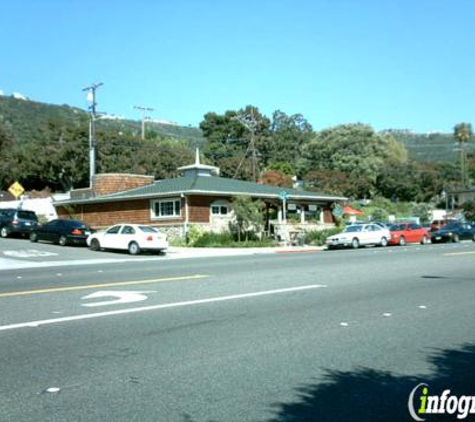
xmin=430 ymin=222 xmax=475 ymax=243
xmin=325 ymin=223 xmax=391 ymax=249
xmin=30 ymin=219 xmax=91 ymax=246
xmin=429 ymin=218 xmax=458 ymax=232
xmin=87 ymin=224 xmax=168 ymax=255
xmin=0 ymin=208 xmax=38 ymax=238
xmin=389 ymin=222 xmax=430 ymax=246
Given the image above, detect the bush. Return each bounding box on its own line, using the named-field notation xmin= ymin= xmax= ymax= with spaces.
xmin=189 ymin=230 xmax=277 ymax=248
xmin=304 ymin=228 xmax=342 ymax=246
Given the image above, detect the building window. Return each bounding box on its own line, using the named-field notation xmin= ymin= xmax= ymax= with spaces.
xmin=210 ymin=200 xmax=230 ymax=216
xmin=211 ymin=205 xmax=228 ymax=215
xmin=151 ymin=198 xmax=181 ymax=219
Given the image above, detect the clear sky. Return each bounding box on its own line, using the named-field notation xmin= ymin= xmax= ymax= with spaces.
xmin=1 ymin=0 xmax=474 ymax=132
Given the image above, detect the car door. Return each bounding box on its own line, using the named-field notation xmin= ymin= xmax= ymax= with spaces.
xmin=407 ymin=224 xmax=419 ymax=243
xmin=119 ymin=225 xmax=136 ymax=249
xmin=360 ymin=225 xmax=373 ymax=244
xmin=460 ymin=223 xmax=473 ymax=240
xmin=101 ymin=225 xmax=122 ymax=249
xmin=40 ymin=220 xmax=58 ymax=241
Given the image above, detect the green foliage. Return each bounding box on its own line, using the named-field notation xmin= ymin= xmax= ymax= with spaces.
xmin=303 ymin=228 xmax=341 ymax=246
xmin=303 ymin=124 xmax=406 ymax=198
xmin=0 ymin=95 xmax=201 ymax=191
xmin=370 ymin=207 xmax=389 ymax=222
xmin=386 ymin=129 xmax=475 ymax=164
xmin=231 ymin=196 xmax=265 ymax=241
xmin=187 ymin=230 xmax=277 ymax=248
xmin=462 ymin=200 xmax=475 ymax=222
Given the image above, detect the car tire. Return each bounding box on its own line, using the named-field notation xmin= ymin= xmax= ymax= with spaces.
xmin=398 ymin=236 xmax=406 ymax=246
xmin=452 ymin=234 xmax=460 ymax=243
xmin=0 ymin=226 xmax=9 ymax=238
xmin=420 ymin=235 xmax=429 ymax=245
xmin=351 ymin=238 xmax=359 ymax=249
xmin=58 ymin=235 xmax=68 ymax=246
xmin=380 ymin=237 xmax=388 ymax=247
xmin=472 ymin=234 xmax=475 ymax=242
xmin=89 ymin=238 xmax=100 ymax=251
xmin=30 ymin=232 xmax=38 ymax=242
xmin=128 ymin=241 xmax=141 ymax=255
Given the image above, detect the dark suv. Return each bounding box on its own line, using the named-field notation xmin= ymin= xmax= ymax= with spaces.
xmin=0 ymin=208 xmax=38 ymax=238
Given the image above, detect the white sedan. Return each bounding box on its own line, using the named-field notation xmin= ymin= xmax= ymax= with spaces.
xmin=325 ymin=223 xmax=391 ymax=249
xmin=87 ymin=224 xmax=168 ymax=255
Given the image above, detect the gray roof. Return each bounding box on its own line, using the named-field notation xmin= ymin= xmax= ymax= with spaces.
xmin=56 ymin=175 xmax=346 ymax=205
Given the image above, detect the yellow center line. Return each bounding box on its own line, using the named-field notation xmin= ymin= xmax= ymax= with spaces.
xmin=0 ymin=274 xmax=210 ymax=298
xmin=444 ymin=251 xmax=475 ymax=257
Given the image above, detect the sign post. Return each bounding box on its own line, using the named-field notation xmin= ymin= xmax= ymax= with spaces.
xmin=279 ymin=191 xmax=290 ymax=222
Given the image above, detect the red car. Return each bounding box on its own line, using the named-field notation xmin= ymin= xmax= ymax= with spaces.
xmin=389 ymin=222 xmax=430 ymax=246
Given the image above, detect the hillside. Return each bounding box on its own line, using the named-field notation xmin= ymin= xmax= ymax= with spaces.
xmin=0 ymin=95 xmax=205 ymax=147
xmin=384 ymin=129 xmax=475 ymax=164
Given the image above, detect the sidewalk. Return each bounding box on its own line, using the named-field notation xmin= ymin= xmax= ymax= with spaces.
xmin=165 ymin=245 xmax=324 ymax=259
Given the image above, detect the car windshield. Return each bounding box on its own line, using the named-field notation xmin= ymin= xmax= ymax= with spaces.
xmin=139 ymin=226 xmax=158 ymax=233
xmin=344 ymin=225 xmax=363 ymax=233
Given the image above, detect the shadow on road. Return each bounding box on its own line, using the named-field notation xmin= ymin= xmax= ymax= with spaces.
xmin=269 ymin=343 xmax=475 ymax=422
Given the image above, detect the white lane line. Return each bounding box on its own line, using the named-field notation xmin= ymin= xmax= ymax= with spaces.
xmin=382 ymin=313 xmax=392 ymax=317
xmin=0 ymin=284 xmax=327 ymax=332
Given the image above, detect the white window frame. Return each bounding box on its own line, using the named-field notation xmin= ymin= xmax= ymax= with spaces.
xmin=150 ymin=197 xmax=182 ymax=220
xmin=210 ymin=200 xmax=230 ymax=217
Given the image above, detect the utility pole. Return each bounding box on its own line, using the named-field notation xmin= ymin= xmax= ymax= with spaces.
xmin=134 ymin=105 xmax=154 ymax=140
xmin=232 ymin=109 xmax=260 ymax=182
xmin=82 ymin=82 xmax=103 ymax=187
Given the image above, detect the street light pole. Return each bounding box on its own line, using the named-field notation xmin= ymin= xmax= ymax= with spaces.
xmin=82 ymin=82 xmax=103 ymax=187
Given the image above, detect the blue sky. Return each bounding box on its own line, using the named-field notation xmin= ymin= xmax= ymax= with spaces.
xmin=1 ymin=0 xmax=474 ymax=132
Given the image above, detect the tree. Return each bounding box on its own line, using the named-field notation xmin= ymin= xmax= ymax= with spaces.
xmin=303 ymin=124 xmax=407 ymax=198
xmin=259 ymin=170 xmax=293 ymax=188
xmin=231 ymin=196 xmax=265 ymax=241
xmin=264 ymin=110 xmax=314 ymax=171
xmin=462 ymin=200 xmax=475 ymax=222
xmin=200 ymin=106 xmax=271 ymax=179
xmin=453 ymin=122 xmax=473 ymax=187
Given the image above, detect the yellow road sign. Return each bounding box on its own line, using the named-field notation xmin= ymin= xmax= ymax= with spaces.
xmin=8 ymin=181 xmax=25 ymax=199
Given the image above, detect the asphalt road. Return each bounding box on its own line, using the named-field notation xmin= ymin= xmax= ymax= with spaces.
xmin=0 ymin=239 xmax=475 ymax=421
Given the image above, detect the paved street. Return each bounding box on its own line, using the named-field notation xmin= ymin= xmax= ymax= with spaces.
xmin=0 ymin=239 xmax=474 ymax=421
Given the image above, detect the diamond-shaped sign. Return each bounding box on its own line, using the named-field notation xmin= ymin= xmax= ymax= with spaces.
xmin=8 ymin=181 xmax=25 ymax=199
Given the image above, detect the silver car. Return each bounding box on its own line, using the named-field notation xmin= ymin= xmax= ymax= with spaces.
xmin=326 ymin=223 xmax=391 ymax=249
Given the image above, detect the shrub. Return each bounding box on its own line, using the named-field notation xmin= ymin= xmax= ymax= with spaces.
xmin=304 ymin=228 xmax=341 ymax=246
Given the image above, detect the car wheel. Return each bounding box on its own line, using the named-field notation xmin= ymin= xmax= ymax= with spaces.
xmin=398 ymin=236 xmax=406 ymax=246
xmin=128 ymin=241 xmax=141 ymax=255
xmin=420 ymin=235 xmax=429 ymax=245
xmin=452 ymin=234 xmax=460 ymax=243
xmin=380 ymin=237 xmax=388 ymax=247
xmin=351 ymin=238 xmax=359 ymax=249
xmin=58 ymin=235 xmax=68 ymax=246
xmin=0 ymin=226 xmax=9 ymax=238
xmin=472 ymin=234 xmax=475 ymax=242
xmin=30 ymin=232 xmax=38 ymax=242
xmin=89 ymin=238 xmax=100 ymax=251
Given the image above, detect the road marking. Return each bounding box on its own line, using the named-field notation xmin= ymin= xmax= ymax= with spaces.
xmin=3 ymin=250 xmax=58 ymax=258
xmin=444 ymin=251 xmax=475 ymax=257
xmin=81 ymin=290 xmax=155 ymax=307
xmin=0 ymin=274 xmax=209 ymax=299
xmin=0 ymin=284 xmax=327 ymax=332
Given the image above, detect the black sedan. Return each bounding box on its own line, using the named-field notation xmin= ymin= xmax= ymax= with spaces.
xmin=30 ymin=219 xmax=91 ymax=246
xmin=430 ymin=222 xmax=475 ymax=243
